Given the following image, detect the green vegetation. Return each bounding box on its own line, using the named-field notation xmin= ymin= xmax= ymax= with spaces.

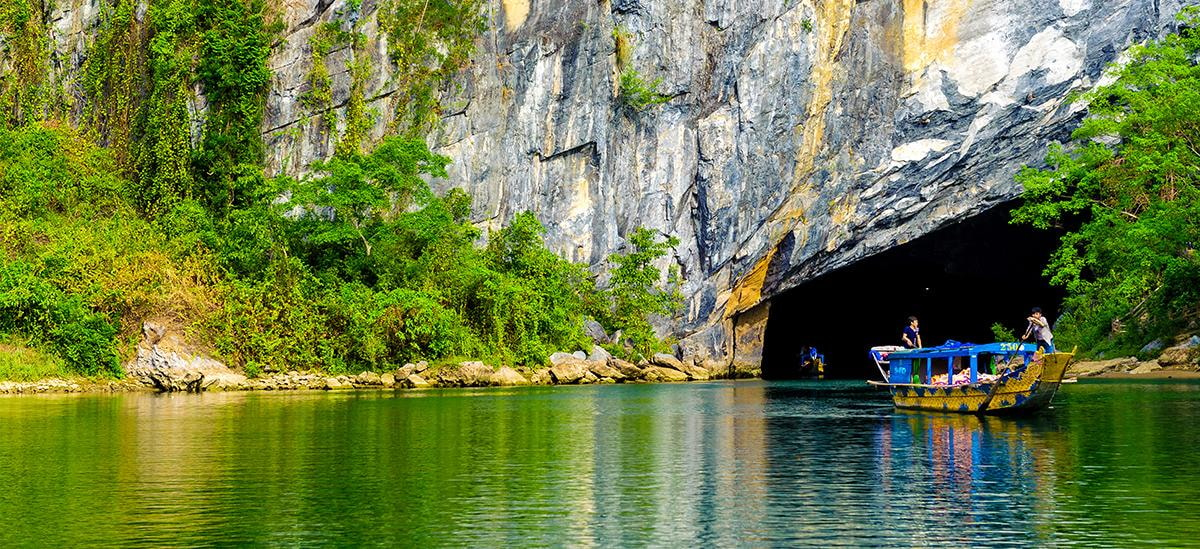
xmin=0 ymin=123 xmax=683 ymax=377
xmin=0 ymin=0 xmax=55 ymax=126
xmin=379 ymin=0 xmax=487 ymax=134
xmin=990 ymin=322 xmax=1016 ymax=343
xmin=602 ymin=228 xmax=683 ymax=358
xmin=618 ymin=68 xmax=672 ymax=112
xmin=0 ymin=339 xmax=69 ymax=382
xmin=1014 ymin=9 xmax=1200 ymax=356
xmin=0 ymin=1 xmax=687 ymax=381
xmin=611 ymin=26 xmax=672 ymax=112
xmin=612 ymin=26 xmax=632 ymax=69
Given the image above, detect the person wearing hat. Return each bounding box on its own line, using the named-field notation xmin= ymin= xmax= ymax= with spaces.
xmin=1023 ymin=307 xmax=1054 ymax=353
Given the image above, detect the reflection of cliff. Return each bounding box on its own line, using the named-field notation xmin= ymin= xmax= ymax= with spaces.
xmin=588 ymin=382 xmax=770 ymax=545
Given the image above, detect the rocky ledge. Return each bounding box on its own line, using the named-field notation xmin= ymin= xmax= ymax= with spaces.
xmin=138 ymin=346 xmax=748 ymax=393
xmin=0 ymin=378 xmax=146 ymax=395
xmin=1067 ymin=337 xmax=1200 ymax=379
xmin=0 ymin=322 xmax=751 ymax=395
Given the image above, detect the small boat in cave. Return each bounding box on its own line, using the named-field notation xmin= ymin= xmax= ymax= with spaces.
xmin=797 ymin=345 xmax=825 ymax=379
xmin=867 ymin=342 xmax=1074 ymax=414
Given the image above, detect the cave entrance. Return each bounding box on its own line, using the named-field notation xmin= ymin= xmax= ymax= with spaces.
xmin=761 ymin=202 xmax=1064 ymax=380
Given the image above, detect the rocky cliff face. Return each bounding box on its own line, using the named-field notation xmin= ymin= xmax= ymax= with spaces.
xmin=38 ymin=0 xmax=1195 ymax=369
xmin=431 ymin=0 xmax=1193 ymax=369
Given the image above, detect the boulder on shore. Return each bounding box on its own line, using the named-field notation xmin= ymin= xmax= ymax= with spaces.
xmin=324 ymin=377 xmax=347 ymax=390
xmin=651 ymin=353 xmax=685 ymax=372
xmin=549 ymin=360 xmax=588 ymax=384
xmin=458 ymin=361 xmax=495 ymax=386
xmin=589 ymin=361 xmax=625 ymax=382
xmin=404 ymin=374 xmax=430 ymax=388
xmin=490 ymin=366 xmax=529 ymax=386
xmin=583 ymin=319 xmax=608 ymax=343
xmin=380 ymin=372 xmax=396 ymax=388
xmin=435 ymin=361 xmax=494 ymax=387
xmin=1069 ymin=357 xmax=1137 ymax=377
xmin=126 ymin=321 xmax=242 ymax=392
xmin=355 ymin=371 xmax=382 ymax=386
xmin=1131 ymin=361 xmax=1162 ymax=375
xmin=548 ymin=352 xmax=578 ymax=366
xmin=610 ymin=358 xmax=643 ymax=380
xmin=526 ymin=368 xmax=549 ymax=384
xmin=643 ymin=366 xmax=689 ymax=382
xmin=587 ymin=345 xmax=613 ymax=363
xmin=680 ymin=360 xmax=711 ymax=381
xmin=1158 ymin=345 xmax=1195 ymax=367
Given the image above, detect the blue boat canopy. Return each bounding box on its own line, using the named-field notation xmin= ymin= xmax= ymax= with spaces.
xmin=878 ymin=342 xmax=1038 ymax=385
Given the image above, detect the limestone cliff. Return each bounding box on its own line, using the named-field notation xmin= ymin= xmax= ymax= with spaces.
xmin=34 ymin=0 xmax=1196 ymax=370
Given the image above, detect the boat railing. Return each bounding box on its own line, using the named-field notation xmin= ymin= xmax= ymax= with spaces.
xmin=869 ymin=346 xmax=905 ymax=381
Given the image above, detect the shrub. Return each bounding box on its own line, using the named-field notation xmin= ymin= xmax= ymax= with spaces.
xmin=619 ymin=67 xmax=672 ymax=111
xmin=602 ymin=228 xmax=683 ymax=359
xmin=0 ymin=260 xmax=120 ymax=377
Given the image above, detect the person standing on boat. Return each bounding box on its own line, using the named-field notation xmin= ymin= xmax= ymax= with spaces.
xmin=1023 ymin=307 xmax=1055 ymax=352
xmin=902 ymin=316 xmax=922 ymax=349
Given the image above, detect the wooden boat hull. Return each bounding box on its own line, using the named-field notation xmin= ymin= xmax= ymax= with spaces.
xmin=884 ymin=352 xmax=1073 ymax=414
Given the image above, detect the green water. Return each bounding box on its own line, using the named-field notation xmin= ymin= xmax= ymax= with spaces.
xmin=1 ymin=380 xmax=1198 ymax=546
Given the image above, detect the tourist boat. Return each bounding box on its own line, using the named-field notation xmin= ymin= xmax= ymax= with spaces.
xmin=867 ymin=342 xmax=1074 ymax=414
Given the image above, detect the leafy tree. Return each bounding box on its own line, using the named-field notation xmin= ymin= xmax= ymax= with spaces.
xmin=1013 ymin=9 xmax=1200 ymax=354
xmin=294 ymin=137 xmax=448 ymax=264
xmin=603 ymin=227 xmax=683 ymax=358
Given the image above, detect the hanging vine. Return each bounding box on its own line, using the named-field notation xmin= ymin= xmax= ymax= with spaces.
xmin=378 ymin=0 xmax=486 ymax=136
xmin=0 ymin=0 xmax=53 ymax=127
xmin=193 ymin=0 xmax=276 ymax=215
xmin=82 ymin=0 xmax=147 ymax=175
xmin=81 ymin=0 xmax=275 ymax=218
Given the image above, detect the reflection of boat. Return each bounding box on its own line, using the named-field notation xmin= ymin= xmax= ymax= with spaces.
xmin=874 ymin=412 xmax=1067 ymax=512
xmin=868 ymin=342 xmax=1073 ymax=414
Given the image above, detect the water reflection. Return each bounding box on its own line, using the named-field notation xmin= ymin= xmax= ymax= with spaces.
xmin=874 ymin=412 xmax=1066 ymax=543
xmin=1 ymin=381 xmax=1198 ymax=546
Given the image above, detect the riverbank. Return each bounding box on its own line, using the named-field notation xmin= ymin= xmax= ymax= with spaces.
xmin=0 ymin=347 xmax=746 ymax=395
xmin=1067 ymin=338 xmax=1200 ymax=380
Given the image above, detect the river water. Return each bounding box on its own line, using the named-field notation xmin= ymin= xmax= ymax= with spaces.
xmin=1 ymin=380 xmax=1198 ymax=547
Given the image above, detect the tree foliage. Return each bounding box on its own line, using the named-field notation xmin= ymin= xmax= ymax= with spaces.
xmin=1013 ymin=9 xmax=1200 ymax=354
xmin=602 ymin=228 xmax=683 ymax=359
xmin=0 ymin=2 xmax=689 ymax=379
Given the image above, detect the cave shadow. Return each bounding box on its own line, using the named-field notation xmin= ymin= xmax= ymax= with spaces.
xmin=761 ymin=202 xmax=1064 ymax=380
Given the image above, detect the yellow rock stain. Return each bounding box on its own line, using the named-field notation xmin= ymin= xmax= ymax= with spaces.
xmin=789 ymin=0 xmax=856 ymax=189
xmin=901 ymin=0 xmax=970 ymax=73
xmin=725 ymin=248 xmax=776 ymax=317
xmin=731 ymin=1 xmax=971 ymax=316
xmin=502 ymin=0 xmax=531 ymax=32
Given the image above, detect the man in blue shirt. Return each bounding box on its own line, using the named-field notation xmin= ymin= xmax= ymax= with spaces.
xmin=902 ymin=316 xmax=922 ymax=349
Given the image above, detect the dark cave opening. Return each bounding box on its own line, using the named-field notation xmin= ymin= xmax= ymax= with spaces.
xmin=761 ymin=202 xmax=1065 ymax=380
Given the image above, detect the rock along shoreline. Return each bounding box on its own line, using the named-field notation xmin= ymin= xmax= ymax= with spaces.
xmin=1066 ymin=338 xmax=1200 ymax=380
xmin=3 ymin=322 xmax=759 ymax=396
xmin=0 ymin=350 xmax=752 ymax=396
